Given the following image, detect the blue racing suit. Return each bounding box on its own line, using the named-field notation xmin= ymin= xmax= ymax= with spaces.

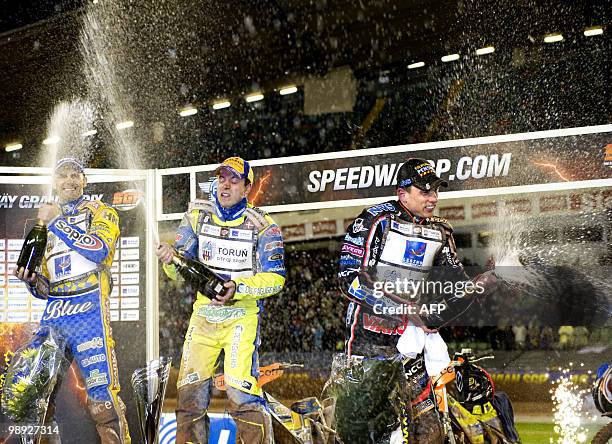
xmin=26 ymin=196 xmax=130 ymax=444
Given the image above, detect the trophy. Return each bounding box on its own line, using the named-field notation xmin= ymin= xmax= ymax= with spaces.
xmin=131 ymin=357 xmax=172 ymax=444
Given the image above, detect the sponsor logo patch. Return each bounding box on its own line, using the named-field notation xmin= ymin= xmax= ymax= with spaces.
xmin=44 ymin=300 xmax=94 ymax=321
xmin=54 ymin=255 xmax=71 ymax=278
xmin=77 ymin=337 xmax=104 ymax=353
xmin=230 ymin=228 xmax=253 ymax=240
xmin=422 ymin=227 xmax=442 ymax=240
xmin=367 ymin=203 xmax=395 ymax=216
xmin=225 ymin=374 xmax=253 ymax=391
xmin=267 ymin=226 xmax=281 ymax=236
xmin=201 ymin=225 xmax=221 ymax=236
xmin=81 ymin=353 xmax=107 ymax=367
xmin=177 ymin=372 xmax=200 ymax=388
xmin=339 ymin=254 xmax=360 ymax=266
xmin=236 ymin=283 xmax=282 ymax=296
xmin=197 ymin=305 xmax=247 ymax=323
xmin=269 ymin=253 xmax=284 ymax=261
xmin=264 ymin=241 xmax=283 ymax=251
xmin=402 ymin=240 xmax=427 ymax=266
xmin=55 ymin=220 xmax=104 ymax=251
xmin=352 ymin=218 xmax=367 ymax=233
xmin=85 ymin=369 xmax=109 ymax=389
xmin=344 ymin=234 xmax=364 ymax=246
xmin=202 ymin=241 xmax=214 ymax=261
xmin=341 ymin=244 xmax=364 ymax=257
xmin=347 ymin=277 xmax=366 ymax=300
xmin=391 ymin=220 xmax=412 ymax=235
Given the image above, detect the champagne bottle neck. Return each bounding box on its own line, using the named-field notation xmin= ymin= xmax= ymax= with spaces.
xmin=35 ymin=218 xmax=46 ymax=227
xmin=171 ymin=253 xmax=186 ymax=268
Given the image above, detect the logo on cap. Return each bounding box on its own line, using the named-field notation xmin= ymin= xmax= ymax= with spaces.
xmin=215 ymin=157 xmax=254 ymax=183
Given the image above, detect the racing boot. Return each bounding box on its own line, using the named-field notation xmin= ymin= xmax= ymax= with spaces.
xmin=175 ymin=382 xmax=210 ymax=444
xmin=87 ymin=397 xmax=131 ymax=444
xmin=229 ymin=400 xmax=274 ymax=444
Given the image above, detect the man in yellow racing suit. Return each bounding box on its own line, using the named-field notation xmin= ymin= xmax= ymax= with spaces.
xmin=157 ymin=156 xmax=285 ymax=444
xmin=14 ymin=157 xmax=130 ymax=444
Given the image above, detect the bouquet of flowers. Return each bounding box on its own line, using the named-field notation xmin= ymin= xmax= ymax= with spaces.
xmin=1 ymin=326 xmax=66 ymax=424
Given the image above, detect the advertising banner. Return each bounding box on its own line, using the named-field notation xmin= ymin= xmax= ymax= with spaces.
xmin=195 ymin=132 xmax=611 ymax=208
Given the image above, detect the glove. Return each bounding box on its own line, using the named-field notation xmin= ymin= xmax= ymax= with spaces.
xmin=472 ymin=270 xmax=498 ymax=296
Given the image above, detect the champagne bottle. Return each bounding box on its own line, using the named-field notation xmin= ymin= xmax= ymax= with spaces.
xmin=171 ymin=251 xmax=227 ymax=299
xmin=17 ymin=219 xmax=48 ymax=273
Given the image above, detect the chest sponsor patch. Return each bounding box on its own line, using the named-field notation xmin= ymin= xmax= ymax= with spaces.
xmin=402 ymin=240 xmax=427 ymax=266
xmin=391 ymin=220 xmax=412 ymax=235
xmin=55 ymin=220 xmax=104 ymax=251
xmin=201 ymin=224 xmax=221 ymax=237
xmin=54 ymin=255 xmax=72 ymax=278
xmin=422 ymin=227 xmax=442 ymax=240
xmin=230 ymin=228 xmax=253 ymax=240
xmin=202 ymin=240 xmax=214 ymax=261
xmin=67 ymin=214 xmax=87 ymax=225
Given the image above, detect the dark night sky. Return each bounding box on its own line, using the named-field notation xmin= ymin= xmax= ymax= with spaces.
xmin=0 ymin=0 xmax=83 ymax=34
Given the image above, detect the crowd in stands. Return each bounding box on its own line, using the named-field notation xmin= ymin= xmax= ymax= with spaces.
xmin=147 ymin=48 xmax=608 ymax=170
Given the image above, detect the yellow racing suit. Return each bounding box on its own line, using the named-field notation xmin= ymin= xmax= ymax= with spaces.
xmin=163 ymin=199 xmax=285 ymax=444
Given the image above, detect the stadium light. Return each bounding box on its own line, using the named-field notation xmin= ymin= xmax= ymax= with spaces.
xmin=43 ymin=136 xmax=60 ymax=145
xmin=245 ymin=92 xmax=264 ymax=103
xmin=476 ymin=46 xmax=495 ymax=55
xmin=116 ymin=120 xmax=134 ymax=130
xmin=584 ymin=26 xmax=603 ymax=37
xmin=408 ymin=62 xmax=425 ymax=69
xmin=82 ymin=129 xmax=97 ymax=137
xmin=544 ymin=33 xmax=563 ymax=43
xmin=212 ymin=100 xmax=231 ymax=110
xmin=279 ymin=85 xmax=298 ymax=95
xmin=179 ymin=106 xmax=198 ymax=117
xmin=441 ymin=54 xmax=460 ymax=62
xmin=5 ymin=143 xmax=22 ymax=152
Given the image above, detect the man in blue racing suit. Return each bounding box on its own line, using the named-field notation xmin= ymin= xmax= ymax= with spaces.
xmin=14 ymin=157 xmax=130 ymax=443
xmin=157 ymin=156 xmax=285 ymax=444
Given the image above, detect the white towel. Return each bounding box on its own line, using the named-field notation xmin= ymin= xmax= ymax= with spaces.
xmin=397 ymin=324 xmax=450 ymax=376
